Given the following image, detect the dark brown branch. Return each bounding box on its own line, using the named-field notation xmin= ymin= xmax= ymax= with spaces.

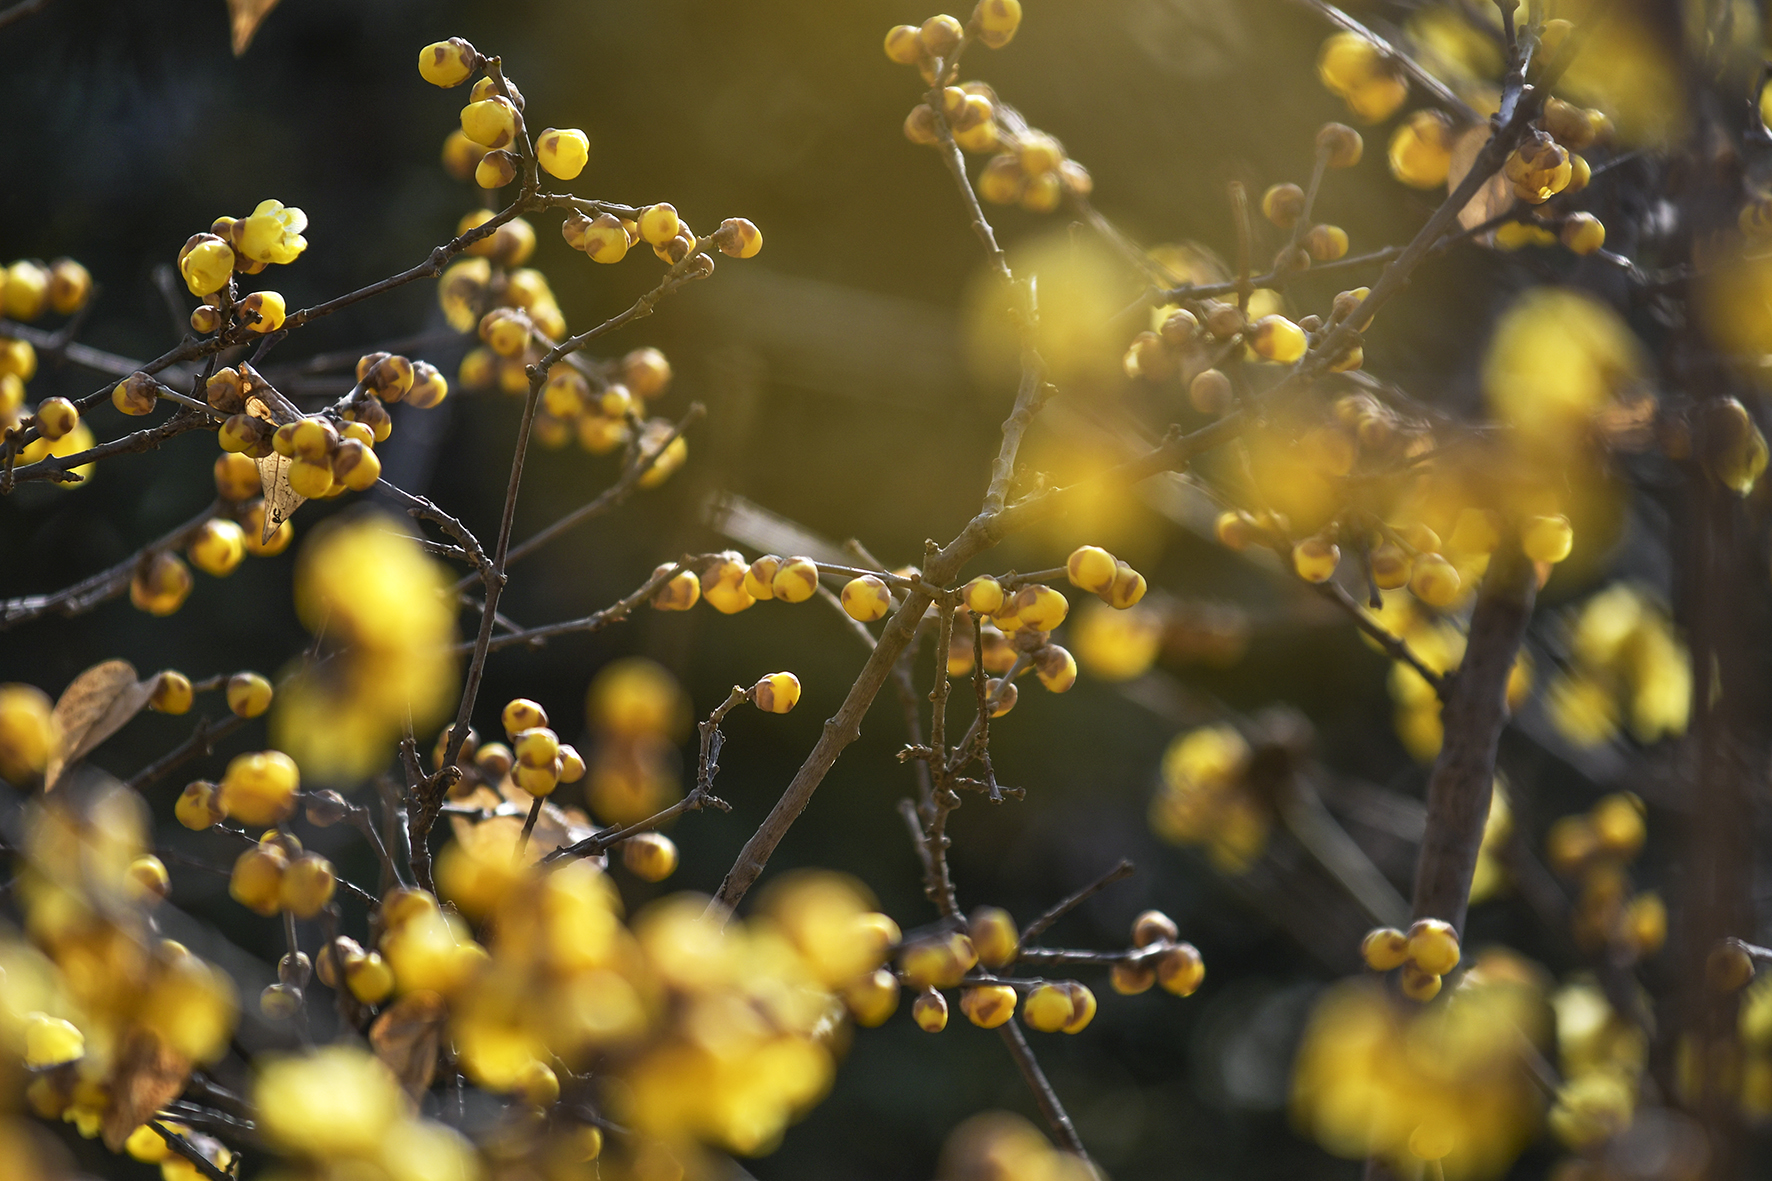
xmin=455 ymin=555 xmax=720 ymax=656
xmin=127 ymin=714 xmax=250 ymax=792
xmin=1410 ymin=544 xmax=1535 ymax=932
xmin=1018 ymin=860 xmax=1135 ymax=947
xmin=1285 ymin=0 xmax=1482 ymax=123
xmin=0 ymin=502 xmax=221 ymax=629
xmin=997 ymin=1020 xmax=1092 ymax=1161
xmin=6 ymin=407 xmax=219 ymax=487
xmin=147 ymin=1121 xmax=231 ymax=1181
xmin=458 ymin=402 xmax=706 ymax=590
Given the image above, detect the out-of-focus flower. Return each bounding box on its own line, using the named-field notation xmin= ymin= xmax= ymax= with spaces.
xmin=1149 ymin=724 xmax=1268 ymax=873
xmin=1483 ymin=288 xmax=1645 ymax=453
xmin=1292 ymin=953 xmax=1548 ymax=1179
xmin=1548 ymin=584 xmax=1689 ymax=749
xmin=584 ymin=658 xmax=688 ymax=824
xmin=272 ymin=513 xmax=458 ymax=784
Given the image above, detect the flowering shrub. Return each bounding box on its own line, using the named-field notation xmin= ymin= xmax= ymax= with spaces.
xmin=1 ymin=1 xmax=1771 ymax=1178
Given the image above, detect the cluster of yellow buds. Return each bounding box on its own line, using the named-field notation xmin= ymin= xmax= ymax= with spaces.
xmin=2 ymin=257 xmax=91 ymax=322
xmin=532 ymin=349 xmax=677 ymax=464
xmin=227 ymin=831 xmax=338 ymax=942
xmin=1 ymin=359 xmax=94 ymax=479
xmin=1545 ymin=792 xmax=1663 ymax=962
xmin=1126 ymin=292 xmax=1325 ymax=399
xmin=583 ymin=657 xmax=688 ymax=823
xmin=1545 ymin=977 xmax=1648 ymax=1152
xmin=885 ymin=3 xmax=1023 ymax=85
xmin=1293 ymin=952 xmax=1547 ymax=1175
xmin=673 ymin=550 xmax=824 ymax=618
xmin=443 ymin=852 xmax=892 ymax=1165
xmin=885 ymin=6 xmax=1092 ymax=215
xmin=445 ymin=231 xmax=571 ymax=392
xmin=8 ymin=783 xmax=240 ymax=1158
xmin=561 ymin=202 xmax=761 ymax=273
xmin=1148 ymin=724 xmax=1268 ymax=873
xmin=176 ymin=199 xmax=307 ymax=338
xmin=456 ymin=71 xmax=525 ymax=189
xmin=124 ymin=492 xmax=298 ymax=620
xmin=973 ymin=118 xmax=1092 ymax=216
xmin=1360 ymin=917 xmax=1462 ymax=1002
xmin=1545 ymin=584 xmax=1690 ymax=750
xmin=1108 ymin=909 xmax=1206 ymax=998
xmin=1316 ymin=32 xmax=1409 ymax=123
xmin=1 ymin=296 xmax=97 ymax=477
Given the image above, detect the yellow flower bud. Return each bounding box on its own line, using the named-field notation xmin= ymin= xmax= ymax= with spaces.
xmin=537 ymin=127 xmax=589 ymax=179
xmin=1066 ymin=545 xmax=1116 ymax=594
xmin=227 ymin=672 xmax=274 ymax=718
xmin=418 ymin=38 xmax=477 ymax=87
xmin=649 ymin=564 xmax=700 ymax=611
xmin=968 ymin=906 xmax=1019 ymax=968
xmin=1156 ymin=942 xmax=1204 ymax=995
xmin=771 ymin=556 xmax=820 ymax=603
xmin=912 ymin=988 xmax=949 ymax=1032
xmin=1361 ymin=927 xmax=1410 ymax=971
xmin=843 ymin=968 xmax=900 ymax=1027
xmin=638 ymin=203 xmax=681 ymax=246
xmin=960 ymin=984 xmax=1017 ymax=1029
xmin=240 ymin=290 xmax=286 ymax=334
xmin=622 ymin=832 xmax=679 ymax=881
xmin=149 ymin=670 xmax=195 ymax=715
xmin=753 ymin=672 xmax=801 ymax=714
xmin=1406 ymin=918 xmax=1461 ymax=975
xmin=841 ymin=575 xmax=892 ymax=622
xmin=460 ymin=96 xmax=518 ymax=149
xmin=178 ymin=234 xmax=234 ymax=296
xmin=177 ymin=780 xmax=225 ymax=830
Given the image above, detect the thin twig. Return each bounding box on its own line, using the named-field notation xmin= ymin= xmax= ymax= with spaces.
xmin=1018 ymin=860 xmax=1135 ymax=947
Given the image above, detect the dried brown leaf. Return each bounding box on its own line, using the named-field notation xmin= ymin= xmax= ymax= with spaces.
xmin=47 ymin=660 xmax=157 ymax=790
xmin=370 ymin=990 xmax=447 ymax=1099
xmin=494 ymin=781 xmax=596 ymax=859
xmin=246 ymin=395 xmax=304 ymax=541
xmin=1448 ymin=124 xmax=1513 ymax=236
xmin=101 ymin=1028 xmax=192 ymax=1152
xmin=226 ymin=0 xmax=283 ymax=56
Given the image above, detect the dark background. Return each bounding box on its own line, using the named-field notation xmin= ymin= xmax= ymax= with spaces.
xmin=0 ymin=1 xmax=1642 ymax=1178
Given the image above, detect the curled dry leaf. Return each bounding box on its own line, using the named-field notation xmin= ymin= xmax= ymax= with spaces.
xmin=226 ymin=0 xmax=283 ymax=56
xmin=1448 ymin=123 xmax=1513 ymax=237
xmin=102 ymin=1027 xmax=192 ymax=1152
xmin=369 ymin=989 xmax=448 ymax=1100
xmin=47 ymin=660 xmax=159 ymax=790
xmin=246 ymin=394 xmax=305 ymax=542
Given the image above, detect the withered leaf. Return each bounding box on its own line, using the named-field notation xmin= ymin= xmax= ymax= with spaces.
xmin=370 ymin=990 xmax=447 ymax=1100
xmin=226 ymin=0 xmax=283 ymax=56
xmin=1448 ymin=123 xmax=1513 ymax=236
xmin=494 ymin=781 xmax=596 ymax=859
xmin=47 ymin=660 xmax=158 ymax=790
xmin=246 ymin=395 xmax=305 ymax=541
xmin=101 ymin=1027 xmax=192 ymax=1152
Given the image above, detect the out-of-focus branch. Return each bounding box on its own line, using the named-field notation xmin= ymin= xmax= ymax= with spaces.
xmin=0 ymin=502 xmax=222 ymax=629
xmin=1410 ymin=544 xmax=1536 ymax=931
